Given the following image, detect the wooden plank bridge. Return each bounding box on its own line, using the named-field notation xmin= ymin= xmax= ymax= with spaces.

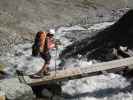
xmin=19 ymin=56 xmax=133 ymax=86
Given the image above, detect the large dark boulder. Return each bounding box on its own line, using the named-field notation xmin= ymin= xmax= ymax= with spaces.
xmin=60 ymin=10 xmax=133 ymax=61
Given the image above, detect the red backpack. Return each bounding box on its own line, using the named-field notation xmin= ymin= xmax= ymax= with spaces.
xmin=32 ymin=32 xmax=55 ymax=56
xmin=32 ymin=31 xmax=47 ymax=56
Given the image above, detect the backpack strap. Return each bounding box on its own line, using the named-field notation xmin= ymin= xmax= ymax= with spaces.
xmin=39 ymin=32 xmax=47 ymax=51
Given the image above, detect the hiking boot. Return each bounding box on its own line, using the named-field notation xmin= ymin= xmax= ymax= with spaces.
xmin=43 ymin=68 xmax=50 ymax=75
xmin=47 ymin=67 xmax=50 ymax=71
xmin=29 ymin=73 xmax=44 ymax=78
xmin=43 ymin=71 xmax=50 ymax=75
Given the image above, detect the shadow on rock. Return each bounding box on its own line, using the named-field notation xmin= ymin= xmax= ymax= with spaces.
xmin=32 ymin=83 xmax=62 ymax=99
xmin=60 ymin=9 xmax=133 ymax=64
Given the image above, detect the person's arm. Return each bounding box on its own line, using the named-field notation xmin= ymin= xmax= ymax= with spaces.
xmin=55 ymin=39 xmax=62 ymax=49
xmin=47 ymin=37 xmax=57 ymax=49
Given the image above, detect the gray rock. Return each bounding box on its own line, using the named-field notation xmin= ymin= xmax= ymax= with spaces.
xmin=0 ymin=78 xmax=35 ymax=100
xmin=41 ymin=88 xmax=53 ymax=98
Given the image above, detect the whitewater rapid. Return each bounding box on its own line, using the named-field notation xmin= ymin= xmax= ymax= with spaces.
xmin=1 ymin=22 xmax=133 ymax=100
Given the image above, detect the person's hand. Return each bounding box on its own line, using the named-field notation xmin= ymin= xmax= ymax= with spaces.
xmin=55 ymin=43 xmax=58 ymax=49
xmin=55 ymin=39 xmax=62 ymax=45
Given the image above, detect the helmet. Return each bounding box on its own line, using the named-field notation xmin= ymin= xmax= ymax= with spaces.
xmin=46 ymin=29 xmax=55 ymax=37
xmin=49 ymin=29 xmax=55 ymax=34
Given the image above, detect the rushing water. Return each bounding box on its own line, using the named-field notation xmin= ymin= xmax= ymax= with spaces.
xmin=1 ymin=22 xmax=133 ymax=100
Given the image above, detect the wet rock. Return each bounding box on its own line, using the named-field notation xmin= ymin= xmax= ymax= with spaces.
xmin=60 ymin=10 xmax=133 ymax=62
xmin=14 ymin=52 xmax=24 ymax=56
xmin=32 ymin=83 xmax=62 ymax=99
xmin=0 ymin=78 xmax=35 ymax=100
xmin=41 ymin=88 xmax=53 ymax=99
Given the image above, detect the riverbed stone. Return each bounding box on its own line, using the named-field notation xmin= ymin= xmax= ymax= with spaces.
xmin=0 ymin=78 xmax=35 ymax=100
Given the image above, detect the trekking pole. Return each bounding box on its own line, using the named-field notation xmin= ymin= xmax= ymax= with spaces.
xmin=54 ymin=45 xmax=58 ymax=76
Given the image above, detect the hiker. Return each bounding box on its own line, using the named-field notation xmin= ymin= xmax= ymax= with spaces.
xmin=32 ymin=30 xmax=56 ymax=77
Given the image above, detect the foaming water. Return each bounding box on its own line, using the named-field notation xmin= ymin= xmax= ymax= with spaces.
xmin=1 ymin=22 xmax=133 ymax=100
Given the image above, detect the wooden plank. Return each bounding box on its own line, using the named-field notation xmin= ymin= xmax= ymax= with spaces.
xmin=0 ymin=96 xmax=5 ymax=100
xmin=24 ymin=57 xmax=133 ymax=86
xmin=123 ymin=49 xmax=133 ymax=56
xmin=24 ymin=68 xmax=81 ymax=86
xmin=117 ymin=49 xmax=133 ymax=69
